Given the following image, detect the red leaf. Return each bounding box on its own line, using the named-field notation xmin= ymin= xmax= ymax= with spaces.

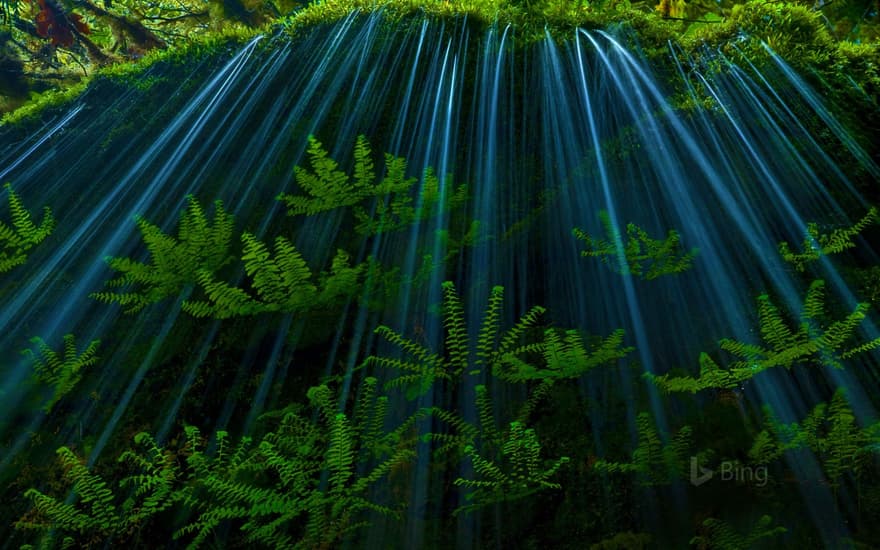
xmin=70 ymin=14 xmax=90 ymax=35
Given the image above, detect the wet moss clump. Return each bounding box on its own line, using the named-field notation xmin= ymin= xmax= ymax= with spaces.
xmin=4 ymin=0 xmax=877 ymax=140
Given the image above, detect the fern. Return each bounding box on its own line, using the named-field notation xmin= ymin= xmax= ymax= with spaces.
xmin=690 ymin=515 xmax=787 ymax=549
xmin=424 ymin=407 xmax=481 ymax=455
xmin=277 ymin=135 xmax=468 ymax=236
xmin=91 ymin=196 xmax=235 ymax=313
xmin=16 ymin=432 xmax=196 ymax=547
xmin=353 ymin=166 xmax=468 ymax=236
xmin=363 ymin=282 xmax=548 ymax=399
xmin=0 ymin=183 xmax=54 ymax=272
xmin=434 ymin=219 xmax=483 ymax=264
xmin=644 ymin=352 xmax=762 ymax=394
xmin=750 ymin=389 xmax=880 ymax=486
xmin=495 ymin=327 xmax=634 ymax=383
xmin=277 ymin=135 xmax=375 ymax=216
xmin=779 ymin=207 xmax=878 ymax=271
xmin=24 ymin=333 xmax=100 ymax=413
xmin=453 ymin=421 xmax=569 ymax=515
xmin=318 ymin=249 xmax=369 ymax=305
xmin=117 ymin=432 xmax=186 ymax=524
xmin=646 ymin=280 xmax=880 ymax=393
xmin=183 ymin=236 xmax=367 ymax=318
xmin=573 ymin=210 xmax=698 ymax=280
xmin=824 ymin=391 xmax=863 ymax=483
xmin=366 ymin=281 xmax=628 ymax=504
xmin=174 ymin=383 xmax=427 ymax=549
xmin=593 ymin=412 xmax=692 ymax=486
xmin=368 ymin=281 xmax=626 ymax=392
xmin=17 ymin=448 xmax=122 ymax=542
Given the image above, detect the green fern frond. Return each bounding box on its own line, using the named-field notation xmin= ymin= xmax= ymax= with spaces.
xmin=442 ymin=281 xmax=470 ymax=376
xmin=0 ymin=183 xmax=54 ymax=272
xmin=574 ymin=211 xmax=698 ymax=280
xmin=691 ymin=515 xmax=787 ymax=549
xmin=319 ymin=249 xmax=368 ymax=305
xmin=24 ymin=334 xmax=100 ymax=413
xmin=646 ymin=280 xmax=880 ymax=394
xmin=475 ymin=385 xmax=499 ymax=446
xmin=430 ymin=407 xmax=481 ymax=442
xmin=182 ymin=233 xmax=318 ymax=318
xmin=752 ymin=389 xmax=879 ymax=485
xmin=17 ymin=447 xmax=123 ymax=541
xmin=171 ymin=382 xmax=422 ymax=548
xmin=278 ymin=135 xmax=468 ymax=236
xmin=779 ymin=207 xmax=878 ymax=271
xmin=594 ymin=412 xmax=690 ymax=486
xmin=497 ymin=328 xmax=633 ymax=382
xmin=476 ymin=286 xmax=504 ymax=371
xmin=516 ymin=379 xmax=555 ymax=425
xmin=278 ymin=135 xmax=358 ymax=216
xmin=453 ymin=422 xmax=569 ymax=515
xmin=92 ymin=196 xmax=234 ymax=313
xmin=328 ymin=413 xmax=355 ymax=492
xmin=365 ymin=282 xmax=551 ymax=399
xmin=748 ymin=429 xmax=783 ymax=466
xmin=824 ymin=390 xmax=862 ymax=483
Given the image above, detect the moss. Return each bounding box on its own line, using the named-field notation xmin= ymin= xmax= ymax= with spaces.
xmin=681 ymin=1 xmax=877 ymax=96
xmin=3 ymin=0 xmax=877 ymax=132
xmin=834 ymin=41 xmax=880 ymax=101
xmin=284 ymin=0 xmax=684 ymax=49
xmin=1 ymin=26 xmax=261 ymax=127
xmin=0 ymin=83 xmax=90 ymax=126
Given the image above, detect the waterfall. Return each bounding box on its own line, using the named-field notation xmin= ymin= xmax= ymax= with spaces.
xmin=1 ymin=10 xmax=878 ymax=548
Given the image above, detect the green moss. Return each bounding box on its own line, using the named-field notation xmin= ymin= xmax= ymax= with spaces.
xmin=1 ymin=84 xmax=89 ymax=127
xmin=3 ymin=0 xmax=877 ymax=131
xmin=682 ymin=1 xmax=878 ymax=95
xmin=1 ymin=26 xmax=261 ymax=127
xmin=284 ymin=0 xmax=683 ymax=48
xmin=834 ymin=41 xmax=880 ymax=101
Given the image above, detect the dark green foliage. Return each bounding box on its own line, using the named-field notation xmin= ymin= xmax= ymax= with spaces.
xmin=91 ymin=195 xmax=235 ymax=313
xmin=16 ymin=447 xmax=142 ymax=546
xmin=25 ymin=334 xmax=100 ymax=413
xmin=646 ymin=280 xmax=880 ymax=393
xmin=365 ymin=282 xmax=632 ymax=400
xmin=593 ymin=412 xmax=692 ymax=486
xmin=117 ymin=432 xmax=185 ymax=522
xmin=453 ymin=421 xmax=569 ymax=515
xmin=644 ymin=352 xmax=761 ymax=394
xmin=690 ymin=515 xmax=787 ymax=550
xmin=182 ymin=236 xmax=367 ymax=318
xmin=364 ymin=282 xmax=548 ymax=398
xmin=277 ymin=135 xmax=468 ymax=236
xmin=277 ymin=135 xmax=373 ymax=216
xmin=353 ymin=163 xmax=468 ymax=236
xmin=749 ymin=389 xmax=880 ymax=486
xmin=5 ymin=3 xmax=880 ymax=549
xmin=573 ymin=210 xmax=698 ymax=280
xmin=364 ymin=282 xmax=582 ymax=510
xmin=173 ymin=383 xmax=426 ymax=548
xmin=590 ymin=532 xmax=653 ymax=550
xmin=779 ymin=207 xmax=879 ymax=271
xmin=0 ymin=183 xmax=54 ymax=273
xmin=182 ymin=232 xmax=316 ymax=318
xmin=496 ymin=327 xmax=634 ymax=382
xmin=16 ymin=381 xmax=429 ymax=548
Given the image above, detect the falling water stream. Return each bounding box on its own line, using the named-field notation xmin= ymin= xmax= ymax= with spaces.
xmin=1 ymin=10 xmax=878 ymax=548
